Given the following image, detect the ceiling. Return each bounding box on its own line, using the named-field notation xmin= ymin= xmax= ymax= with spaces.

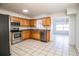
xmin=0 ymin=3 xmax=78 ymax=17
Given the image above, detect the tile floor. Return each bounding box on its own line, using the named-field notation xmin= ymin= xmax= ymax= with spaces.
xmin=11 ymin=35 xmax=78 ymax=56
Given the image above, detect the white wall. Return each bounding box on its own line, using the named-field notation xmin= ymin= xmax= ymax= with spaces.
xmin=66 ymin=7 xmax=77 ymax=46
xmin=69 ymin=14 xmax=76 ymax=45
xmin=0 ymin=9 xmax=30 ymax=19
xmin=75 ymin=6 xmax=79 ymax=52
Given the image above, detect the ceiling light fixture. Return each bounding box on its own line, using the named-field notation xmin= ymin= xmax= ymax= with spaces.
xmin=23 ymin=9 xmax=29 ymax=13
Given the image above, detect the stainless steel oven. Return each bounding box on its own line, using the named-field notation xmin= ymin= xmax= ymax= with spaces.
xmin=12 ymin=31 xmax=22 ymax=44
xmin=14 ymin=32 xmax=21 ymax=38
xmin=10 ymin=22 xmax=22 ymax=44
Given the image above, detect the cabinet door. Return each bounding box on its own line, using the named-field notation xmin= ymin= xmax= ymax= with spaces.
xmin=46 ymin=31 xmax=50 ymax=42
xmin=11 ymin=16 xmax=20 ymax=22
xmin=21 ymin=32 xmax=27 ymax=40
xmin=42 ymin=17 xmax=51 ymax=26
xmin=31 ymin=31 xmax=40 ymax=40
xmin=20 ymin=19 xmax=25 ymax=26
xmin=20 ymin=19 xmax=30 ymax=27
xmin=10 ymin=16 xmax=16 ymax=21
xmin=30 ymin=19 xmax=36 ymax=27
xmin=21 ymin=31 xmax=30 ymax=40
xmin=25 ymin=20 xmax=30 ymax=26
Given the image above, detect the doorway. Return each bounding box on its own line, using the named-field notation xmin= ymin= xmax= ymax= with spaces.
xmin=53 ymin=17 xmax=69 ymax=49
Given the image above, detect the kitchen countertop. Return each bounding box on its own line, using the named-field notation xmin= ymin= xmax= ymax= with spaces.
xmin=19 ymin=27 xmax=50 ymax=31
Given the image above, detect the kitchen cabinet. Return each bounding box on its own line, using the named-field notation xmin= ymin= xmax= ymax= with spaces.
xmin=42 ymin=17 xmax=51 ymax=27
xmin=46 ymin=31 xmax=50 ymax=42
xmin=31 ymin=30 xmax=40 ymax=40
xmin=25 ymin=20 xmax=30 ymax=26
xmin=20 ymin=19 xmax=36 ymax=27
xmin=21 ymin=30 xmax=30 ymax=40
xmin=20 ymin=19 xmax=30 ymax=27
xmin=11 ymin=16 xmax=20 ymax=22
xmin=30 ymin=19 xmax=36 ymax=27
xmin=21 ymin=30 xmax=50 ymax=42
xmin=11 ymin=16 xmax=51 ymax=42
xmin=31 ymin=30 xmax=50 ymax=42
xmin=11 ymin=16 xmax=30 ymax=27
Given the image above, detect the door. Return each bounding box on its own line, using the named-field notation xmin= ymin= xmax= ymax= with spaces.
xmin=0 ymin=14 xmax=10 ymax=56
xmin=53 ymin=17 xmax=69 ymax=47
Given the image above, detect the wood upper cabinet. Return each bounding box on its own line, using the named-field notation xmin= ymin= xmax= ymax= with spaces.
xmin=21 ymin=30 xmax=30 ymax=40
xmin=10 ymin=16 xmax=20 ymax=22
xmin=31 ymin=30 xmax=40 ymax=40
xmin=20 ymin=19 xmax=30 ymax=27
xmin=11 ymin=16 xmax=30 ymax=27
xmin=30 ymin=19 xmax=36 ymax=27
xmin=42 ymin=17 xmax=51 ymax=27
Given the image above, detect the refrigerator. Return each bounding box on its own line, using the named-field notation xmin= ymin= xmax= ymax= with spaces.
xmin=0 ymin=14 xmax=10 ymax=56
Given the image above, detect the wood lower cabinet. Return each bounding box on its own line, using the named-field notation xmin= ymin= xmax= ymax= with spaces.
xmin=21 ymin=30 xmax=50 ymax=42
xmin=31 ymin=30 xmax=40 ymax=40
xmin=31 ymin=30 xmax=50 ymax=42
xmin=21 ymin=30 xmax=30 ymax=40
xmin=46 ymin=31 xmax=50 ymax=42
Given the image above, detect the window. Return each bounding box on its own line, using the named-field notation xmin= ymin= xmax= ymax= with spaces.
xmin=63 ymin=24 xmax=69 ymax=31
xmin=36 ymin=20 xmax=43 ymax=28
xmin=56 ymin=24 xmax=69 ymax=31
xmin=56 ymin=25 xmax=63 ymax=31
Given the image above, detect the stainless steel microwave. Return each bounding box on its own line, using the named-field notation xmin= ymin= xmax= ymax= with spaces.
xmin=11 ymin=22 xmax=20 ymax=26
